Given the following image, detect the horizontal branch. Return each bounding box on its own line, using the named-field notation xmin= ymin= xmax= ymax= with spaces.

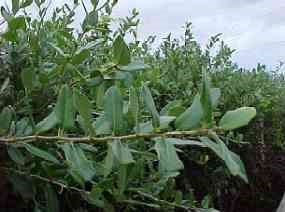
xmin=0 ymin=128 xmax=223 ymax=145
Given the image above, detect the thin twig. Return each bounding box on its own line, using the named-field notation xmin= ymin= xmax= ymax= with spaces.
xmin=120 ymin=200 xmax=161 ymax=210
xmin=0 ymin=166 xmax=197 ymax=211
xmin=128 ymin=188 xmax=196 ymax=211
xmin=0 ymin=128 xmax=222 ymax=145
xmin=0 ymin=166 xmax=89 ymax=195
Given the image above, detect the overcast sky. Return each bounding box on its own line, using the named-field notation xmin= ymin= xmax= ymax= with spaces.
xmin=1 ymin=0 xmax=285 ymax=69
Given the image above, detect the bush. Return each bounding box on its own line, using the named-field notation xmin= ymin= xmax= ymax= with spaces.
xmin=0 ymin=1 xmax=283 ymax=212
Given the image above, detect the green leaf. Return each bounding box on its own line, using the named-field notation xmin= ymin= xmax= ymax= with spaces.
xmin=1 ymin=6 xmax=12 ymax=22
xmin=94 ymin=115 xmax=112 ymax=135
xmin=20 ymin=0 xmax=33 ymax=8
xmin=82 ymin=10 xmax=98 ymax=30
xmin=12 ymin=0 xmax=20 ymax=14
xmin=72 ymin=49 xmax=90 ymax=65
xmin=46 ymin=185 xmax=59 ymax=212
xmin=103 ymin=86 xmax=124 ymax=135
xmin=119 ymin=61 xmax=150 ymax=72
xmin=128 ymin=87 xmax=139 ymax=129
xmin=36 ymin=111 xmax=58 ymax=134
xmin=48 ymin=43 xmax=66 ymax=57
xmin=117 ymin=165 xmax=129 ymax=194
xmin=15 ymin=118 xmax=33 ymax=136
xmin=24 ymin=144 xmax=60 ymax=164
xmin=141 ymin=85 xmax=160 ymax=128
xmin=96 ymin=82 xmax=106 ymax=108
xmin=21 ymin=69 xmax=34 ymax=90
xmin=113 ymin=35 xmax=131 ymax=65
xmin=165 ymin=138 xmax=206 ymax=147
xmin=0 ymin=78 xmax=10 ymax=94
xmin=104 ymin=144 xmax=115 ymax=177
xmin=0 ymin=107 xmax=13 ymax=135
xmin=9 ymin=16 xmax=26 ymax=31
xmin=160 ymin=100 xmax=183 ymax=116
xmin=200 ymin=69 xmax=212 ymax=124
xmin=159 ymin=116 xmax=176 ymax=129
xmin=91 ymin=0 xmax=99 ymax=9
xmin=55 ymin=85 xmax=75 ymax=129
xmin=219 ymin=107 xmax=256 ymax=130
xmin=110 ymin=140 xmax=134 ymax=165
xmin=200 ymin=136 xmax=248 ymax=183
xmin=175 ymin=94 xmax=203 ymax=130
xmin=134 ymin=116 xmax=175 ymax=133
xmin=154 ymin=138 xmax=184 ymax=174
xmin=8 ymin=145 xmax=26 ymax=165
xmin=73 ymin=89 xmax=95 ymax=135
xmin=210 ymin=88 xmax=221 ymax=109
xmin=86 ymin=185 xmax=105 ymax=208
xmin=62 ymin=144 xmax=96 ymax=182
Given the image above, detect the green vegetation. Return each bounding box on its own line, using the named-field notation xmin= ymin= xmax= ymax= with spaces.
xmin=0 ymin=1 xmax=284 ymax=211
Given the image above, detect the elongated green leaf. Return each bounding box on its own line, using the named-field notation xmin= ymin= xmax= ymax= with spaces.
xmin=0 ymin=107 xmax=13 ymax=135
xmin=55 ymin=85 xmax=75 ymax=129
xmin=48 ymin=43 xmax=66 ymax=57
xmin=21 ymin=69 xmax=34 ymax=90
xmin=86 ymin=185 xmax=105 ymax=208
xmin=96 ymin=82 xmax=106 ymax=108
xmin=135 ymin=116 xmax=175 ymax=133
xmin=110 ymin=140 xmax=134 ymax=165
xmin=113 ymin=35 xmax=131 ymax=65
xmin=141 ymin=85 xmax=160 ymax=128
xmin=200 ymin=136 xmax=248 ymax=183
xmin=219 ymin=107 xmax=256 ymax=130
xmin=24 ymin=144 xmax=59 ymax=164
xmin=159 ymin=116 xmax=176 ymax=129
xmin=154 ymin=138 xmax=184 ymax=174
xmin=103 ymin=86 xmax=124 ymax=135
xmin=62 ymin=144 xmax=96 ymax=182
xmin=128 ymin=87 xmax=139 ymax=129
xmin=94 ymin=115 xmax=112 ymax=135
xmin=104 ymin=144 xmax=115 ymax=177
xmin=12 ymin=0 xmax=20 ymax=14
xmin=73 ymin=89 xmax=95 ymax=135
xmin=210 ymin=88 xmax=221 ymax=109
xmin=0 ymin=78 xmax=10 ymax=94
xmin=83 ymin=10 xmax=98 ymax=30
xmin=118 ymin=164 xmax=129 ymax=194
xmin=72 ymin=49 xmax=90 ymax=65
xmin=175 ymin=94 xmax=203 ymax=130
xmin=1 ymin=6 xmax=12 ymax=22
xmin=8 ymin=145 xmax=26 ymax=165
xmin=119 ymin=61 xmax=150 ymax=72
xmin=46 ymin=185 xmax=59 ymax=212
xmin=200 ymin=69 xmax=212 ymax=124
xmin=36 ymin=111 xmax=58 ymax=134
xmin=165 ymin=138 xmax=206 ymax=147
xmin=160 ymin=100 xmax=183 ymax=116
xmin=91 ymin=0 xmax=99 ymax=9
xmin=20 ymin=0 xmax=33 ymax=8
xmin=15 ymin=118 xmax=33 ymax=136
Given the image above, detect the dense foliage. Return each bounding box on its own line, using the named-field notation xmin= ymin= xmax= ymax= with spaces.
xmin=0 ymin=1 xmax=284 ymax=211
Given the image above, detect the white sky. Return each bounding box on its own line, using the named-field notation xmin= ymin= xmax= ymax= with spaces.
xmin=1 ymin=0 xmax=285 ymax=69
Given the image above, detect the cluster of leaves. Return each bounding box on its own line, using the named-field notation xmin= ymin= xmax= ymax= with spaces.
xmin=0 ymin=1 xmax=258 ymax=211
xmin=141 ymin=24 xmax=285 ymax=148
